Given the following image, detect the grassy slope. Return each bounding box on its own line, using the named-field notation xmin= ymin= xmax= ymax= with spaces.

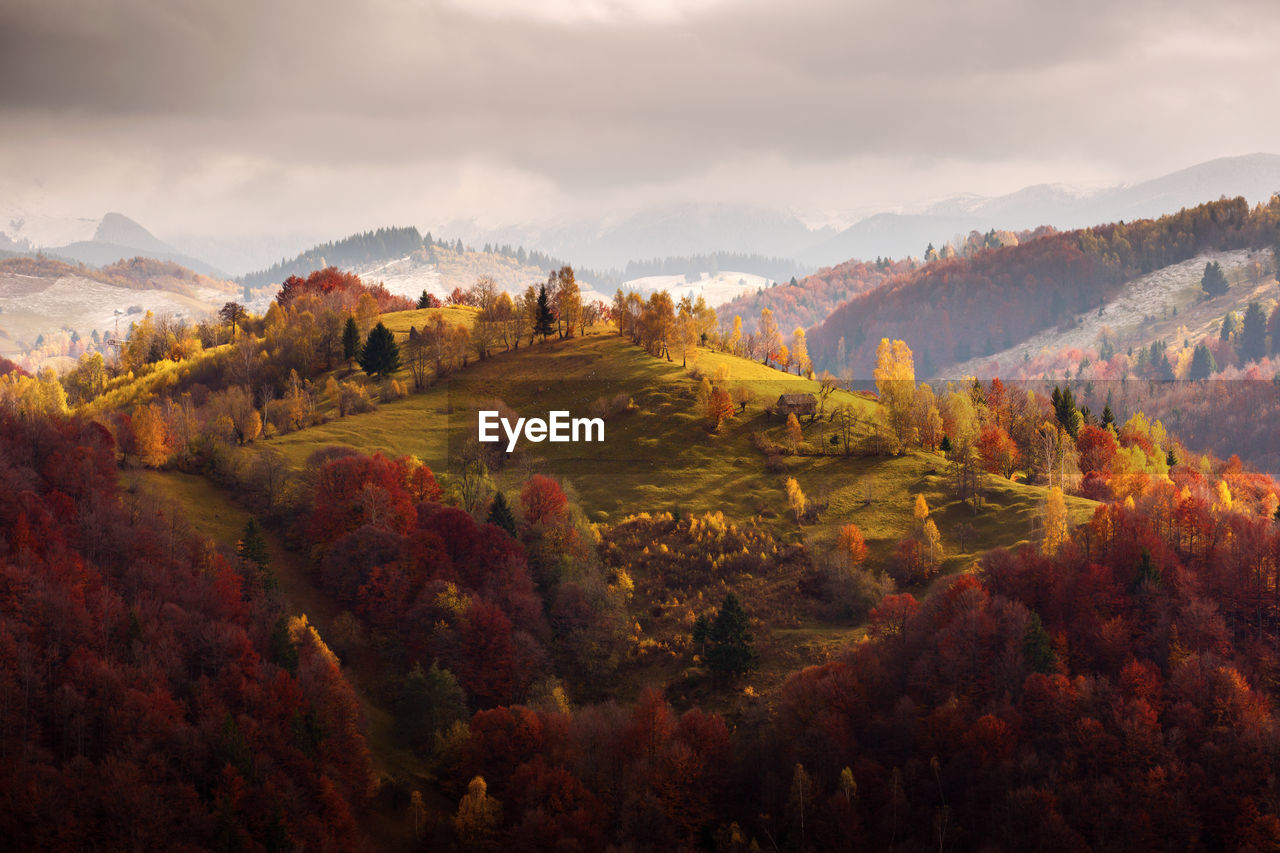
xmin=264 ymin=316 xmax=1095 ymax=565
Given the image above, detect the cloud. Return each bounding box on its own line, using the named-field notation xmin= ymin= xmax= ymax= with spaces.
xmin=1 ymin=0 xmax=1278 ymax=240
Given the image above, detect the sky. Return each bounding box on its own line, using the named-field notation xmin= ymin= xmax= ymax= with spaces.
xmin=1 ymin=0 xmax=1278 ymax=244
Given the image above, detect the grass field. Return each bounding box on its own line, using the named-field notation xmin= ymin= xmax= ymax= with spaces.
xmin=257 ymin=316 xmax=1096 ymax=579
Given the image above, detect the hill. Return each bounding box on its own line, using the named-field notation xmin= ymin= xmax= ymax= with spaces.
xmin=0 ymin=255 xmax=237 ymax=362
xmin=14 ymin=285 xmax=1280 ymax=850
xmin=240 ymin=319 xmax=1095 ymax=589
xmin=238 ymin=226 xmax=617 ymax=306
xmin=809 ymin=196 xmax=1280 ymax=378
xmin=718 ymin=256 xmax=912 ymax=335
xmin=951 ymin=247 xmax=1277 ymax=379
xmin=37 ymin=212 xmax=229 ymax=278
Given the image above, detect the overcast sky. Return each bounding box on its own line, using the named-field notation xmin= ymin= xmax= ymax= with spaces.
xmin=1 ymin=0 xmax=1278 ymax=242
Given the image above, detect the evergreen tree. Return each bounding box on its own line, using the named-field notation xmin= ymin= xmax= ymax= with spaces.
xmin=1051 ymin=386 xmax=1081 ymax=439
xmin=358 ymin=322 xmax=401 ymax=377
xmin=342 ymin=316 xmax=361 ymax=362
xmin=487 ymin=491 xmax=517 ymax=538
xmin=237 ymin=517 xmax=269 ymax=568
xmin=1189 ymin=343 xmax=1217 ymax=380
xmin=395 ymin=662 xmax=467 ymax=753
xmin=1101 ymin=402 xmax=1116 ymax=429
xmin=1241 ymin=301 xmax=1267 ymax=363
xmin=417 ymin=290 xmax=431 ymax=309
xmin=706 ymin=593 xmax=757 ymax=677
xmin=534 ymin=284 xmax=555 ymax=340
xmin=1220 ymin=311 xmax=1237 ymax=342
xmin=1202 ymin=260 xmax=1229 ymax=296
xmin=692 ymin=614 xmax=710 ymax=658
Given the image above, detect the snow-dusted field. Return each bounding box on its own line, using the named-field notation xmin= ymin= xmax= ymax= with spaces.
xmin=356 ymin=255 xmax=444 ymax=301
xmin=622 ymin=270 xmax=769 ymax=306
xmin=0 ymin=272 xmax=223 ymax=348
xmin=948 ymin=249 xmax=1269 ymax=376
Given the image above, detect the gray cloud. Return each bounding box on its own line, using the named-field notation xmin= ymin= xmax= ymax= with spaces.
xmin=1 ymin=0 xmax=1278 ymax=244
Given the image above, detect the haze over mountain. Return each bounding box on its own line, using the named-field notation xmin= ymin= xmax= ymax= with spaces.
xmin=449 ymin=153 xmax=1280 ymax=271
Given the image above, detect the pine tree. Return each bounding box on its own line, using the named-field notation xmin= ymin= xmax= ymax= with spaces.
xmin=1189 ymin=343 xmax=1217 ymax=380
xmin=1202 ymin=260 xmax=1229 ymax=296
xmin=342 ymin=316 xmax=361 ymax=362
xmin=706 ymin=593 xmax=757 ymax=677
xmin=396 ymin=662 xmax=467 ymax=752
xmin=358 ymin=322 xmax=401 ymax=377
xmin=1101 ymin=402 xmax=1116 ymax=429
xmin=237 ymin=517 xmax=269 ymax=569
xmin=417 ymin=290 xmax=431 ymax=309
xmin=487 ymin=491 xmax=517 ymax=537
xmin=1052 ymin=386 xmax=1081 ymax=438
xmin=1220 ymin=310 xmax=1237 ymax=342
xmin=1241 ymin=301 xmax=1267 ymax=363
xmin=534 ymin=284 xmax=555 ymax=340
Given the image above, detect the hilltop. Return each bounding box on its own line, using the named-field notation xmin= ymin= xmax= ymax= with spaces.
xmin=0 ymin=255 xmax=237 ymax=364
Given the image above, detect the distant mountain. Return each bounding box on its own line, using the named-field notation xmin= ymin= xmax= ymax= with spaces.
xmin=92 ymin=212 xmax=172 ymax=255
xmin=802 ymin=213 xmax=982 ymax=268
xmin=454 ymin=154 xmax=1280 ymax=273
xmin=41 ymin=213 xmax=229 ymax=279
xmin=805 ymin=153 xmax=1280 ymax=267
xmin=446 ymin=202 xmax=837 ymax=273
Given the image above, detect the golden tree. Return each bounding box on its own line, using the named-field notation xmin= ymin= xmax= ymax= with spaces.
xmin=836 ymin=523 xmax=868 ymax=569
xmin=785 ymin=412 xmax=803 ymax=453
xmin=1041 ymin=486 xmax=1069 ymax=556
xmin=758 ymin=308 xmax=781 ymax=364
xmin=792 ymin=327 xmax=811 ymax=377
xmin=874 ymin=338 xmax=917 ymax=453
xmin=786 ymin=477 xmax=808 ymax=522
xmin=454 ymin=776 xmax=502 ymax=850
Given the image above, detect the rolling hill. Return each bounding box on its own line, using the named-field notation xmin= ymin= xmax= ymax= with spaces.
xmin=0 ymin=255 xmax=238 ymax=361
xmin=809 ymin=196 xmax=1280 ymax=378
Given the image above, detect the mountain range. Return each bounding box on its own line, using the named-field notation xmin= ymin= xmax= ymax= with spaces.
xmin=4 ymin=153 xmax=1279 ymax=285
xmin=449 ymin=152 xmax=1280 ymax=271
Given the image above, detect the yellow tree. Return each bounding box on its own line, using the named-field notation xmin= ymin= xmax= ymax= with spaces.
xmin=454 ymin=776 xmax=502 ymax=850
xmin=836 ymin=523 xmax=868 ymax=570
xmin=697 ymin=377 xmax=713 ymax=415
xmin=913 ymin=494 xmax=929 ymax=524
xmin=673 ymin=310 xmax=700 ymax=367
xmin=728 ymin=315 xmax=743 ymax=355
xmin=1041 ymin=486 xmax=1068 ymax=556
xmin=758 ymin=308 xmax=781 ymax=365
xmin=792 ymin=327 xmax=811 ymax=377
xmin=786 ymin=412 xmax=803 ymax=453
xmin=555 ymin=267 xmax=582 ymax=339
xmin=913 ymin=383 xmax=943 ymax=450
xmin=708 ymin=386 xmax=735 ymax=430
xmin=786 ymin=477 xmax=807 ymax=522
xmin=874 ymin=339 xmax=917 ymax=453
xmin=132 ymin=403 xmax=172 ymax=468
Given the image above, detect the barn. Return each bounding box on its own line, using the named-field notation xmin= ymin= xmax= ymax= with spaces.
xmin=775 ymin=393 xmax=817 ymax=417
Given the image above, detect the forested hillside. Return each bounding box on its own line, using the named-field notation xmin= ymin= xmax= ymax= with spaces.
xmin=0 ymin=414 xmax=372 ymax=850
xmin=5 ymin=257 xmax=1280 ymax=849
xmin=810 ymin=197 xmax=1280 ymax=377
xmin=719 ymin=256 xmax=912 ymax=333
